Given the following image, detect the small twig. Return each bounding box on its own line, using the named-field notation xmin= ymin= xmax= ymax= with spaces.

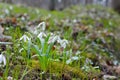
xmin=0 ymin=34 xmax=12 ymax=40
xmin=0 ymin=42 xmax=13 ymax=45
xmin=2 ymin=36 xmax=12 ymax=40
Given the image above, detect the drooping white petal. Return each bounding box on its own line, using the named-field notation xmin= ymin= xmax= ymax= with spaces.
xmin=71 ymin=56 xmax=79 ymax=60
xmin=48 ymin=35 xmax=59 ymax=43
xmin=37 ymin=32 xmax=46 ymax=38
xmin=66 ymin=59 xmax=72 ymax=64
xmin=37 ymin=22 xmax=46 ymax=31
xmin=37 ymin=32 xmax=46 ymax=43
xmin=0 ymin=54 xmax=6 ymax=67
xmin=7 ymin=76 xmax=13 ymax=80
xmin=59 ymin=39 xmax=68 ymax=48
xmin=20 ymin=35 xmax=30 ymax=42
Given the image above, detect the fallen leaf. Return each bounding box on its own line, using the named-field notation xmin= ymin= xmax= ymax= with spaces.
xmin=0 ymin=25 xmax=4 ymax=35
xmin=0 ymin=72 xmax=3 ymax=77
xmin=113 ymin=66 xmax=120 ymax=75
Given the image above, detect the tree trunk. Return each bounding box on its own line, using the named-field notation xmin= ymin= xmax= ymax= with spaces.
xmin=49 ymin=0 xmax=55 ymax=10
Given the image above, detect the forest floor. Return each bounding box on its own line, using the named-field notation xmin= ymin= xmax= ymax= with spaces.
xmin=0 ymin=3 xmax=120 ymax=80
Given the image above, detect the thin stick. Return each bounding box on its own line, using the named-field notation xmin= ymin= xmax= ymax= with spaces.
xmin=0 ymin=35 xmax=12 ymax=40
xmin=0 ymin=42 xmax=13 ymax=45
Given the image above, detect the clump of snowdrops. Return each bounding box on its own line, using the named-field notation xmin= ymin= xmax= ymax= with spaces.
xmin=20 ymin=22 xmax=69 ymax=71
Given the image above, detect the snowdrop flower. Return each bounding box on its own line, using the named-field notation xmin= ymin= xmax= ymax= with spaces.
xmin=20 ymin=35 xmax=30 ymax=42
xmin=21 ymin=16 xmax=25 ymax=21
xmin=9 ymin=6 xmax=13 ymax=10
xmin=37 ymin=22 xmax=46 ymax=31
xmin=66 ymin=59 xmax=72 ymax=64
xmin=75 ymin=51 xmax=81 ymax=55
xmin=7 ymin=76 xmax=13 ymax=80
xmin=48 ymin=33 xmax=69 ymax=48
xmin=71 ymin=56 xmax=79 ymax=60
xmin=0 ymin=54 xmax=6 ymax=67
xmin=59 ymin=39 xmax=68 ymax=48
xmin=37 ymin=32 xmax=46 ymax=38
xmin=57 ymin=36 xmax=61 ymax=43
xmin=33 ymin=22 xmax=46 ymax=34
xmin=37 ymin=32 xmax=46 ymax=42
xmin=81 ymin=64 xmax=90 ymax=72
xmin=86 ymin=58 xmax=93 ymax=65
xmin=48 ymin=35 xmax=59 ymax=43
xmin=66 ymin=56 xmax=79 ymax=64
xmin=33 ymin=30 xmax=38 ymax=35
xmin=4 ymin=9 xmax=9 ymax=14
xmin=35 ymin=9 xmax=39 ymax=14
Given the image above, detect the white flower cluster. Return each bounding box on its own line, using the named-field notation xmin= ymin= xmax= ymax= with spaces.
xmin=66 ymin=56 xmax=79 ymax=64
xmin=37 ymin=32 xmax=68 ymax=49
xmin=20 ymin=22 xmax=69 ymax=48
xmin=66 ymin=51 xmax=81 ymax=64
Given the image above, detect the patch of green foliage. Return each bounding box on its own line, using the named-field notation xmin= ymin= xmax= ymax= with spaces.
xmin=0 ymin=3 xmax=120 ymax=80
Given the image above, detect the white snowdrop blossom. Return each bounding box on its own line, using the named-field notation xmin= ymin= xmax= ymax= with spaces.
xmin=20 ymin=35 xmax=30 ymax=42
xmin=75 ymin=51 xmax=81 ymax=55
xmin=48 ymin=35 xmax=59 ymax=43
xmin=66 ymin=56 xmax=79 ymax=64
xmin=37 ymin=32 xmax=46 ymax=38
xmin=66 ymin=59 xmax=72 ymax=64
xmin=33 ymin=22 xmax=46 ymax=34
xmin=21 ymin=16 xmax=25 ymax=21
xmin=86 ymin=58 xmax=93 ymax=65
xmin=9 ymin=6 xmax=13 ymax=10
xmin=7 ymin=76 xmax=13 ymax=80
xmin=37 ymin=22 xmax=46 ymax=31
xmin=0 ymin=54 xmax=6 ymax=67
xmin=57 ymin=36 xmax=62 ymax=43
xmin=25 ymin=22 xmax=69 ymax=48
xmin=71 ymin=56 xmax=79 ymax=60
xmin=59 ymin=39 xmax=68 ymax=48
xmin=81 ymin=64 xmax=90 ymax=72
xmin=4 ymin=9 xmax=9 ymax=14
xmin=33 ymin=30 xmax=38 ymax=35
xmin=48 ymin=34 xmax=68 ymax=48
xmin=37 ymin=32 xmax=47 ymax=42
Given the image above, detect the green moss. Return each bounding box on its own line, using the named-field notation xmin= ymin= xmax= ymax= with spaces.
xmin=31 ymin=60 xmax=86 ymax=78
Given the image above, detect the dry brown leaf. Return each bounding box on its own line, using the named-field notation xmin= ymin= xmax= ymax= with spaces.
xmin=113 ymin=66 xmax=120 ymax=75
xmin=0 ymin=25 xmax=4 ymax=35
